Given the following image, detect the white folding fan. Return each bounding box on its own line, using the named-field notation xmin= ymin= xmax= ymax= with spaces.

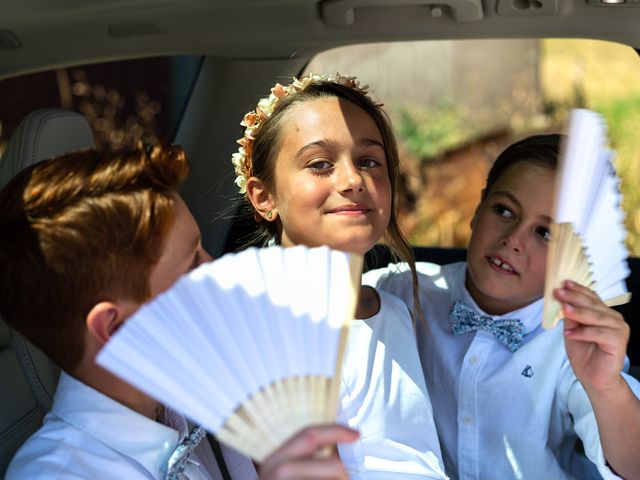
xmin=543 ymin=108 xmax=631 ymax=329
xmin=97 ymin=244 xmax=363 ymax=461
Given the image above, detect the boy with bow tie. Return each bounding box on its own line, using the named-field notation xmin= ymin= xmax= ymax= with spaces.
xmin=1 ymin=144 xmax=357 ymax=480
xmin=365 ymin=134 xmax=640 ymax=479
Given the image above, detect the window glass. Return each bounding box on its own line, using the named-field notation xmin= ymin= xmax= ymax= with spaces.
xmin=0 ymin=55 xmax=202 ymax=152
xmin=304 ymin=39 xmax=640 ymax=254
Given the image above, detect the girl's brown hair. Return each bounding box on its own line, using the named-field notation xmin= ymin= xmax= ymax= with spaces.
xmin=0 ymin=144 xmax=190 ymax=371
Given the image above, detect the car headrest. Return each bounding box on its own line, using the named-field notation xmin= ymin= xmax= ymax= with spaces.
xmin=0 ymin=108 xmax=95 ymax=189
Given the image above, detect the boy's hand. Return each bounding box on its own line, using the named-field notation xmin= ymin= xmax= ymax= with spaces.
xmin=259 ymin=424 xmax=359 ymax=480
xmin=555 ymin=281 xmax=640 ymax=479
xmin=554 ymin=280 xmax=630 ymax=393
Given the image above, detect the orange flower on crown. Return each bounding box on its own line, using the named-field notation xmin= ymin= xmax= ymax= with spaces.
xmin=271 ymin=83 xmax=288 ymax=99
xmin=231 ymin=73 xmax=376 ymax=194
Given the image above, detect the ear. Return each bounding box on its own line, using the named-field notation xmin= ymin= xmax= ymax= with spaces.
xmin=86 ymin=301 xmax=127 ymax=345
xmin=246 ymin=176 xmax=278 ymax=222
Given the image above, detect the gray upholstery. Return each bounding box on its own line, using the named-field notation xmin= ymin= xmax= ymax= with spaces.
xmin=0 ymin=108 xmax=94 ymax=189
xmin=0 ymin=108 xmax=95 ymax=475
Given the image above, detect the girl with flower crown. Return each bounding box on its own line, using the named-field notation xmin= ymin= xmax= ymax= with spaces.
xmin=232 ymin=73 xmax=448 ymax=479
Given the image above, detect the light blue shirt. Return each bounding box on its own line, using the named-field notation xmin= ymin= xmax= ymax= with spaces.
xmin=7 ymin=371 xmax=256 ymax=479
xmin=364 ymin=261 xmax=640 ymax=480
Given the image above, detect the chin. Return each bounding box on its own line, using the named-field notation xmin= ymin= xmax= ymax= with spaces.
xmin=329 ymin=237 xmax=373 ymax=256
xmin=480 ymin=289 xmax=538 ymax=313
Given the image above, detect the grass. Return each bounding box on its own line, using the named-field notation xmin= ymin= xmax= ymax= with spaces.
xmin=396 ymin=103 xmax=471 ymax=160
xmin=541 ymin=39 xmax=640 ymax=254
xmin=540 ymin=39 xmax=640 ymax=106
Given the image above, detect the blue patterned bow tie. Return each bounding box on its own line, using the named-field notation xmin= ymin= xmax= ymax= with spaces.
xmin=450 ymin=300 xmax=525 ymax=352
xmin=166 ymin=425 xmax=207 ymax=480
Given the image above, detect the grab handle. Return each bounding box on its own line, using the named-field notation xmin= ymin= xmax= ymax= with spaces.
xmin=321 ymin=0 xmax=484 ymax=25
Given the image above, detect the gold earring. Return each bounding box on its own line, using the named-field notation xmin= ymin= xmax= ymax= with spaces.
xmin=266 ymin=210 xmax=273 ymax=220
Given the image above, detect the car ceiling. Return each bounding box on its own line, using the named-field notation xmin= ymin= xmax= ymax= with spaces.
xmin=2 ymin=0 xmax=640 ymax=80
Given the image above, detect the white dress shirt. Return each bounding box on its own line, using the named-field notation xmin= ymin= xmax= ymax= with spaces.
xmin=6 ymin=371 xmax=257 ymax=480
xmin=364 ymin=261 xmax=640 ymax=480
xmin=338 ymin=289 xmax=448 ymax=479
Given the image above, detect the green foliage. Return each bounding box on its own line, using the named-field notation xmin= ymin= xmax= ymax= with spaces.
xmin=396 ymin=103 xmax=469 ymax=160
xmin=596 ymin=95 xmax=640 ymax=254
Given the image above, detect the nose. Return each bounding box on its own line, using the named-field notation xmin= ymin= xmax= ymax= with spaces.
xmin=502 ymin=225 xmax=525 ymax=254
xmin=336 ymin=161 xmax=365 ymax=193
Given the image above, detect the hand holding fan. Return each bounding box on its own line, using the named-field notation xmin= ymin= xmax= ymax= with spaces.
xmin=543 ymin=109 xmax=631 ymax=329
xmin=97 ymin=244 xmax=363 ymax=461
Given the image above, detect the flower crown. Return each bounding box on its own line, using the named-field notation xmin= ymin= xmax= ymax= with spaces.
xmin=231 ymin=73 xmax=375 ymax=194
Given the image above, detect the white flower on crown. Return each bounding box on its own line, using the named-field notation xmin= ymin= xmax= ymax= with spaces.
xmin=230 ymin=73 xmax=376 ymax=195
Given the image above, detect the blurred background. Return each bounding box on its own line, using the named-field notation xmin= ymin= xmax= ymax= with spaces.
xmin=1 ymin=39 xmax=639 ymax=253
xmin=306 ymin=39 xmax=640 ymax=253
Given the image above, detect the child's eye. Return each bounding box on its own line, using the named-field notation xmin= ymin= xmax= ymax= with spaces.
xmin=536 ymin=226 xmax=551 ymax=241
xmin=357 ymin=158 xmax=381 ymax=169
xmin=307 ymin=160 xmax=332 ymax=172
xmin=492 ymin=204 xmax=514 ymax=219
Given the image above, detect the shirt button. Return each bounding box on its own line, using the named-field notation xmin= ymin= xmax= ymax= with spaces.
xmin=469 ymin=355 xmax=479 ymax=365
xmin=463 ymin=415 xmax=473 ymax=424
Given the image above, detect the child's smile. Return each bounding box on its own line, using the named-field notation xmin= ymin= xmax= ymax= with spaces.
xmin=486 ymin=255 xmax=518 ymax=275
xmin=465 ymin=161 xmax=555 ymax=315
xmin=325 ymin=203 xmax=372 ymax=216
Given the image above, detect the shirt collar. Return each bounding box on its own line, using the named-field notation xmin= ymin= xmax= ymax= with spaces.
xmin=452 ymin=263 xmax=544 ymax=334
xmin=52 ymin=371 xmax=180 ymax=478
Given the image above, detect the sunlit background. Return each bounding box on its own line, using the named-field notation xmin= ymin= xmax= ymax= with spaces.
xmin=306 ymin=39 xmax=640 ymax=254
xmin=1 ymin=39 xmax=639 ymax=254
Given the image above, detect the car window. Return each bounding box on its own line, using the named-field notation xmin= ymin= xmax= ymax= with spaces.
xmin=304 ymin=39 xmax=640 ymax=255
xmin=0 ymin=55 xmax=202 ymax=153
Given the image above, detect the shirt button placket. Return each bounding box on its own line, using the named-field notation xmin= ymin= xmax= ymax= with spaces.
xmin=457 ymin=337 xmax=488 ymax=480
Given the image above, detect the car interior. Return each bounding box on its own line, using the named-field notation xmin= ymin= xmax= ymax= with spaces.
xmin=3 ymin=0 xmax=640 ymax=474
xmin=0 ymin=109 xmax=96 ymax=472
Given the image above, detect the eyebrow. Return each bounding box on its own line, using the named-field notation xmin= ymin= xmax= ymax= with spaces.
xmin=493 ymin=190 xmax=552 ymax=223
xmin=294 ymin=138 xmax=384 ymax=159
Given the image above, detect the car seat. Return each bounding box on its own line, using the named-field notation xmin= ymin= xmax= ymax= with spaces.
xmin=0 ymin=108 xmax=95 ymax=475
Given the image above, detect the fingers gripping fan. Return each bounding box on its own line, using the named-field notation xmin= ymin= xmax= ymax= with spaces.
xmin=97 ymin=245 xmax=363 ymax=461
xmin=543 ymin=109 xmax=631 ymax=329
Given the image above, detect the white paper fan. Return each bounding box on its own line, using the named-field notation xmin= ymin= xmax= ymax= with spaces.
xmin=97 ymin=244 xmax=363 ymax=461
xmin=543 ymin=109 xmax=631 ymax=329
